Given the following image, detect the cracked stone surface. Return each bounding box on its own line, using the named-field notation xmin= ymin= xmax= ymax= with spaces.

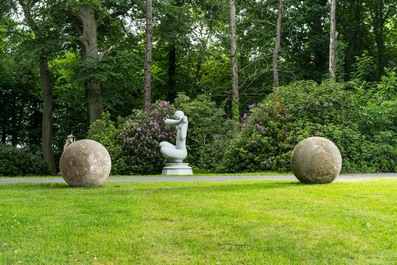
xmin=60 ymin=139 xmax=111 ymax=187
xmin=290 ymin=137 xmax=342 ymax=184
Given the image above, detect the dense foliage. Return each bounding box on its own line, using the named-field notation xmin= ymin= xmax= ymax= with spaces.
xmin=1 ymin=0 xmax=397 ymax=175
xmin=221 ymin=81 xmax=397 ymax=173
xmin=88 ymin=95 xmax=234 ymax=174
xmin=0 ymin=144 xmax=51 ymax=176
xmin=120 ymin=101 xmax=176 ymax=175
xmin=87 ymin=79 xmax=396 ymax=175
xmin=353 ymin=72 xmax=397 ymax=172
xmin=88 ymin=101 xmax=177 ymax=175
xmin=175 ymin=93 xmax=234 ymax=172
xmin=87 ymin=112 xmax=126 ymax=175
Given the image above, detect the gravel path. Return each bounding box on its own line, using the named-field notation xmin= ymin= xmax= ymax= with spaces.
xmin=0 ymin=173 xmax=396 ymax=184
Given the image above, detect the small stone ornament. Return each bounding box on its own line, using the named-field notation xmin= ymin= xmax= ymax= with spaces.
xmin=63 ymin=133 xmax=75 ymax=150
xmin=290 ymin=136 xmax=342 ymax=184
xmin=60 ymin=139 xmax=111 ymax=187
xmin=159 ymin=111 xmax=193 ymax=175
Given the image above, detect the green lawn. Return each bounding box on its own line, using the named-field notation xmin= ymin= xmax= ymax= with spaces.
xmin=1 ymin=178 xmax=397 ymax=264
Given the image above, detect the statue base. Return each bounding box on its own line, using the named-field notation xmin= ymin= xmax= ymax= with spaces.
xmin=162 ymin=163 xmax=193 ymax=175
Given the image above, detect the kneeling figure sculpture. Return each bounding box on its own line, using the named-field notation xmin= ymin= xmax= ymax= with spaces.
xmin=160 ymin=111 xmax=193 ymax=175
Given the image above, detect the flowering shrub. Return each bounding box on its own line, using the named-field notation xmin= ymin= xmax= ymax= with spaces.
xmin=221 ymin=98 xmax=293 ymax=172
xmin=121 ymin=101 xmax=176 ymax=174
xmin=221 ymin=81 xmax=370 ymax=173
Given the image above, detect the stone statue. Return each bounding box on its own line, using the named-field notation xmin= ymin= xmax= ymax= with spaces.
xmin=160 ymin=111 xmax=188 ymax=162
xmin=63 ymin=134 xmax=75 ymax=150
xmin=159 ymin=111 xmax=193 ymax=175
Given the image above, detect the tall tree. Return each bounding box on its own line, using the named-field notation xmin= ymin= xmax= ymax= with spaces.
xmin=143 ymin=0 xmax=153 ymax=112
xmin=18 ymin=0 xmax=58 ymax=174
xmin=273 ymin=0 xmax=284 ymax=87
xmin=68 ymin=0 xmax=137 ymax=124
xmin=39 ymin=57 xmax=55 ymax=173
xmin=229 ymin=0 xmax=239 ymax=120
xmin=337 ymin=0 xmax=370 ymax=80
xmin=312 ymin=0 xmax=328 ymax=79
xmin=337 ymin=0 xmax=397 ymax=81
xmin=368 ymin=0 xmax=397 ymax=79
xmin=75 ymin=6 xmax=104 ymax=125
xmin=0 ymin=10 xmax=43 ymax=149
xmin=153 ymin=0 xmax=195 ymax=101
xmin=283 ymin=0 xmax=329 ymax=81
xmin=329 ymin=0 xmax=337 ymax=80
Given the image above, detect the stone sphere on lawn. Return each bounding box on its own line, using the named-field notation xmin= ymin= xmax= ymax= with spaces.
xmin=60 ymin=139 xmax=111 ymax=187
xmin=290 ymin=137 xmax=342 ymax=184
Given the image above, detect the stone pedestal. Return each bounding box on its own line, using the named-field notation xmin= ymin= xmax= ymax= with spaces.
xmin=162 ymin=163 xmax=193 ymax=175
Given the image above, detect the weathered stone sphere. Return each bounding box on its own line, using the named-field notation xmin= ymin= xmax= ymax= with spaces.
xmin=60 ymin=139 xmax=111 ymax=187
xmin=290 ymin=137 xmax=342 ymax=184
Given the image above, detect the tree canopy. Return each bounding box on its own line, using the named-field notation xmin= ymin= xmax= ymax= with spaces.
xmin=1 ymin=0 xmax=397 ymax=174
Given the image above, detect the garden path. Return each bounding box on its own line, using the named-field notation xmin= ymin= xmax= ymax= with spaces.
xmin=0 ymin=173 xmax=396 ymax=184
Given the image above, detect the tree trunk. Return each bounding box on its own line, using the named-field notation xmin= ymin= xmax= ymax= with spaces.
xmin=229 ymin=0 xmax=239 ymax=120
xmin=312 ymin=0 xmax=328 ymax=81
xmin=195 ymin=38 xmax=208 ymax=84
xmin=18 ymin=0 xmax=56 ymax=173
xmin=143 ymin=0 xmax=153 ymax=112
xmin=167 ymin=43 xmax=177 ymax=101
xmin=374 ymin=29 xmax=386 ymax=78
xmin=85 ymin=80 xmax=103 ymax=125
xmin=11 ymin=104 xmax=21 ymax=146
xmin=329 ymin=0 xmax=337 ymax=80
xmin=371 ymin=0 xmax=386 ymax=79
xmin=353 ymin=0 xmax=364 ymax=58
xmin=273 ymin=0 xmax=284 ymax=88
xmin=77 ymin=6 xmax=103 ymax=124
xmin=40 ymin=58 xmax=56 ymax=175
xmin=1 ymin=125 xmax=6 ymax=143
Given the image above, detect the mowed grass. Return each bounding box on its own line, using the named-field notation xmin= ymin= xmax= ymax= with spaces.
xmin=1 ymin=178 xmax=397 ymax=264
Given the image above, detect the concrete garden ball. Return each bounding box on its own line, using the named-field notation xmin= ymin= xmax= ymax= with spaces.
xmin=290 ymin=137 xmax=342 ymax=184
xmin=60 ymin=139 xmax=111 ymax=187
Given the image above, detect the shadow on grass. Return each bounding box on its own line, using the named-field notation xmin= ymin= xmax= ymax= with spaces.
xmin=119 ymin=181 xmax=303 ymax=196
xmin=0 ymin=182 xmax=106 ymax=190
xmin=1 ymin=180 xmax=318 ymax=194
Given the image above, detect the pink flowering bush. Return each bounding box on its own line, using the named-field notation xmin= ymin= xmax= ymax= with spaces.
xmin=221 ymin=99 xmax=289 ymax=172
xmin=221 ymin=80 xmax=376 ymax=173
xmin=121 ymin=101 xmax=176 ymax=174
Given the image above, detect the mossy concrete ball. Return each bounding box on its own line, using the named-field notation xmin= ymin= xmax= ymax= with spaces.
xmin=290 ymin=137 xmax=342 ymax=184
xmin=60 ymin=139 xmax=111 ymax=187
